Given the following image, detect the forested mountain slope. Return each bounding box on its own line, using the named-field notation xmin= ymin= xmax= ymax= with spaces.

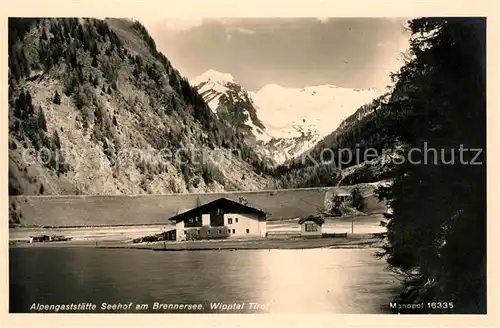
xmin=273 ymin=93 xmax=395 ymax=188
xmin=8 ymin=18 xmax=277 ymax=198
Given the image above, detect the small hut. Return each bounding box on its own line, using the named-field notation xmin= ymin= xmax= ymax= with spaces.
xmin=299 ymin=215 xmax=325 ymax=238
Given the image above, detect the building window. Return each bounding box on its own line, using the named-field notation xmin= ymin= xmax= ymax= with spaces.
xmin=228 ymin=229 xmax=231 ymax=234
xmin=235 ymin=218 xmax=238 ymax=223
xmin=218 ymin=229 xmax=222 ymax=234
xmin=208 ymin=230 xmax=211 ymax=234
xmin=228 ymin=218 xmax=233 ymax=224
xmin=246 ymin=229 xmax=249 ymax=234
xmin=197 ymin=230 xmax=200 ymax=235
xmin=305 ymin=223 xmax=318 ymax=232
xmin=232 ymin=229 xmax=235 ymax=234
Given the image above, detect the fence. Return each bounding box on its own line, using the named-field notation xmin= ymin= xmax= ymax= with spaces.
xmin=266 ymin=231 xmax=348 ymax=239
xmin=266 ymin=231 xmax=301 ymax=239
xmin=321 ymin=232 xmax=348 ymax=238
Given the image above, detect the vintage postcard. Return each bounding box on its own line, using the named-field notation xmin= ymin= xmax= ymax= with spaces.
xmin=3 ymin=0 xmax=497 ymax=327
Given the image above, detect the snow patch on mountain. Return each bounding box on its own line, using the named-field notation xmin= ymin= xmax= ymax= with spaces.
xmin=191 ymin=69 xmax=237 ymax=112
xmin=191 ymin=70 xmax=266 ymax=134
xmin=191 ymin=70 xmax=382 ymax=165
xmin=191 ymin=69 xmax=236 ymax=86
xmin=250 ymin=84 xmax=382 ymax=141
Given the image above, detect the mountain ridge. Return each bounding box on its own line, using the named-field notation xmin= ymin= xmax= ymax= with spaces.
xmin=192 ymin=69 xmax=382 ymax=164
xmin=8 ymin=18 xmax=277 ymax=199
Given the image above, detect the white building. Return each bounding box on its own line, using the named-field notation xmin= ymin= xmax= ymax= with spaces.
xmin=299 ymin=215 xmax=325 ymax=238
xmin=169 ymin=197 xmax=267 ymax=241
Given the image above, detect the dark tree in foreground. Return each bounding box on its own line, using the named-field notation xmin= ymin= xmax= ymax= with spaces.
xmin=376 ymin=17 xmax=486 ymax=313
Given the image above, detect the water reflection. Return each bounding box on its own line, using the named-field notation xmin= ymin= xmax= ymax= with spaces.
xmin=258 ymin=249 xmax=396 ymax=313
xmin=10 ymin=248 xmax=399 ymax=313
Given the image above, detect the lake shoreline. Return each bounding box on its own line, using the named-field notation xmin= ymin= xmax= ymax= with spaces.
xmin=9 ymin=234 xmax=384 ymax=250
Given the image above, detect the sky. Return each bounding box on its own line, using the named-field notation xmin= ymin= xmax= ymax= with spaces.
xmin=143 ymin=17 xmax=412 ymax=91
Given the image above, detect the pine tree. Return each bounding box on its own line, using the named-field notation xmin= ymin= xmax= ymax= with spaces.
xmin=238 ymin=196 xmax=248 ymax=206
xmin=10 ymin=58 xmax=22 ymax=81
xmin=65 ymin=75 xmax=79 ymax=96
xmin=201 ymin=165 xmax=212 ymax=184
xmin=45 ymin=55 xmax=54 ymax=71
xmin=91 ymin=42 xmax=99 ymax=57
xmin=41 ymin=28 xmax=47 ymax=40
xmin=376 ymin=17 xmax=486 ymax=313
xmin=25 ymin=90 xmax=33 ymax=111
xmin=53 ymin=130 xmax=61 ymax=149
xmin=37 ymin=108 xmax=47 ymax=132
xmin=351 ymin=187 xmax=363 ymax=210
xmin=53 ymin=90 xmax=61 ymax=105
xmin=13 ymin=91 xmax=26 ymax=118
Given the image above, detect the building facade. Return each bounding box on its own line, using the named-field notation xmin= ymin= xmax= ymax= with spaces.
xmin=299 ymin=215 xmax=325 ymax=238
xmin=169 ymin=197 xmax=267 ymax=241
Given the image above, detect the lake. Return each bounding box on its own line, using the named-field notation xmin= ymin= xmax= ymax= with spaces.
xmin=9 ymin=247 xmax=400 ymax=313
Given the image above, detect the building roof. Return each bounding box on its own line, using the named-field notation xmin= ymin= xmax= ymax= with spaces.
xmin=298 ymin=215 xmax=325 ymax=226
xmin=168 ymin=197 xmax=267 ymax=223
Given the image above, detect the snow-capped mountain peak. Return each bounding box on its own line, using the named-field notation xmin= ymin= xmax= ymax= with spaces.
xmin=191 ymin=69 xmax=242 ymax=113
xmin=250 ymin=83 xmax=382 ymax=141
xmin=191 ymin=70 xmax=267 ymax=140
xmin=191 ymin=69 xmax=236 ymax=86
xmin=192 ymin=70 xmax=382 ymax=165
